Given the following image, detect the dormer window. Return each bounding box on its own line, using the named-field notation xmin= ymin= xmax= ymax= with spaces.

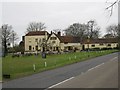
xmin=50 ymin=37 xmax=57 ymax=40
xmin=52 ymin=41 xmax=56 ymax=44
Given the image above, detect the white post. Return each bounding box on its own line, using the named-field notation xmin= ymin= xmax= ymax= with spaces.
xmin=75 ymin=56 xmax=77 ymax=59
xmin=69 ymin=57 xmax=71 ymax=60
xmin=45 ymin=62 xmax=47 ymax=67
xmin=33 ymin=64 xmax=36 ymax=72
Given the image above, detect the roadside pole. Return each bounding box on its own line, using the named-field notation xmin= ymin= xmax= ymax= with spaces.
xmin=33 ymin=64 xmax=36 ymax=72
xmin=45 ymin=62 xmax=47 ymax=67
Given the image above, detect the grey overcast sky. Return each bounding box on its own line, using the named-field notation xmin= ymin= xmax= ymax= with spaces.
xmin=2 ymin=1 xmax=118 ymax=43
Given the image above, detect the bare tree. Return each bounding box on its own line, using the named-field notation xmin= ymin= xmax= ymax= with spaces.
xmin=64 ymin=23 xmax=88 ymax=40
xmin=106 ymin=24 xmax=118 ymax=38
xmin=53 ymin=29 xmax=61 ymax=34
xmin=118 ymin=24 xmax=120 ymax=49
xmin=103 ymin=33 xmax=114 ymax=38
xmin=87 ymin=20 xmax=101 ymax=39
xmin=27 ymin=22 xmax=46 ymax=32
xmin=0 ymin=24 xmax=18 ymax=56
xmin=1 ymin=24 xmax=12 ymax=56
xmin=106 ymin=0 xmax=120 ymax=16
xmin=10 ymin=30 xmax=18 ymax=47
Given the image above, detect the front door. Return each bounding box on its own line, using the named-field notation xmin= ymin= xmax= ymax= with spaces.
xmin=43 ymin=47 xmax=45 ymax=52
xmin=82 ymin=45 xmax=85 ymax=50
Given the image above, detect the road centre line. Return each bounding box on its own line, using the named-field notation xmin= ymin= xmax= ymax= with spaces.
xmin=46 ymin=56 xmax=118 ymax=89
xmin=87 ymin=63 xmax=104 ymax=72
xmin=110 ymin=57 xmax=118 ymax=61
xmin=48 ymin=77 xmax=74 ymax=88
xmin=87 ymin=56 xmax=118 ymax=72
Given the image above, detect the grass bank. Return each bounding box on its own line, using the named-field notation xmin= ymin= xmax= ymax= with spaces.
xmin=2 ymin=49 xmax=118 ymax=81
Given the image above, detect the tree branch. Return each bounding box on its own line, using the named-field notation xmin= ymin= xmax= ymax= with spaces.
xmin=105 ymin=0 xmax=119 ymax=16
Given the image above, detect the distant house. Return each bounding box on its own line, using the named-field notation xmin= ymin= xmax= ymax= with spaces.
xmin=81 ymin=38 xmax=118 ymax=50
xmin=24 ymin=31 xmax=49 ymax=52
xmin=47 ymin=32 xmax=81 ymax=52
xmin=21 ymin=31 xmax=118 ymax=52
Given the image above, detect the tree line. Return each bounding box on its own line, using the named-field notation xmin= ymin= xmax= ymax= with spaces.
xmin=0 ymin=20 xmax=119 ymax=57
xmin=0 ymin=0 xmax=119 ymax=57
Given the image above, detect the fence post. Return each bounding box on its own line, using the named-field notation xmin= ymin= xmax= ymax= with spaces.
xmin=33 ymin=64 xmax=36 ymax=72
xmin=45 ymin=62 xmax=47 ymax=67
xmin=75 ymin=56 xmax=77 ymax=59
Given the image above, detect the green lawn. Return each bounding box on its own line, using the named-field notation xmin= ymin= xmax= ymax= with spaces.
xmin=2 ymin=49 xmax=118 ymax=81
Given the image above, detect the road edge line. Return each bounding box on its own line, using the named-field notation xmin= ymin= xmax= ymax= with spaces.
xmin=87 ymin=63 xmax=105 ymax=72
xmin=48 ymin=77 xmax=74 ymax=88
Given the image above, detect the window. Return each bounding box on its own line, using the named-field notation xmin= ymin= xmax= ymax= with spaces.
xmin=52 ymin=41 xmax=56 ymax=44
xmin=36 ymin=46 xmax=38 ymax=51
xmin=50 ymin=37 xmax=57 ymax=40
xmin=99 ymin=43 xmax=103 ymax=45
xmin=64 ymin=42 xmax=68 ymax=44
xmin=39 ymin=39 xmax=41 ymax=43
xmin=91 ymin=45 xmax=95 ymax=47
xmin=35 ymin=38 xmax=38 ymax=42
xmin=29 ymin=38 xmax=31 ymax=43
xmin=108 ymin=44 xmax=111 ymax=46
xmin=43 ymin=38 xmax=46 ymax=42
xmin=53 ymin=47 xmax=56 ymax=51
xmin=50 ymin=47 xmax=52 ymax=50
xmin=29 ymin=46 xmax=32 ymax=50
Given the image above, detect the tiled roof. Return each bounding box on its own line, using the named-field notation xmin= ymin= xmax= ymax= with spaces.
xmin=25 ymin=31 xmax=49 ymax=36
xmin=25 ymin=31 xmax=118 ymax=44
xmin=47 ymin=32 xmax=81 ymax=43
xmin=81 ymin=38 xmax=118 ymax=44
xmin=60 ymin=36 xmax=80 ymax=43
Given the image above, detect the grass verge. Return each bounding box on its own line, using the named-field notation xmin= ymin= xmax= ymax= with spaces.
xmin=2 ymin=49 xmax=118 ymax=81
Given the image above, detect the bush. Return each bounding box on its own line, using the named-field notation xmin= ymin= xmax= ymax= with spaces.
xmin=90 ymin=48 xmax=100 ymax=51
xmin=101 ymin=47 xmax=112 ymax=50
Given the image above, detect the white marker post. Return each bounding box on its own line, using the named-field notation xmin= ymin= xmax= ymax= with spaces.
xmin=45 ymin=62 xmax=47 ymax=67
xmin=75 ymin=56 xmax=77 ymax=59
xmin=69 ymin=57 xmax=71 ymax=61
xmin=33 ymin=64 xmax=36 ymax=72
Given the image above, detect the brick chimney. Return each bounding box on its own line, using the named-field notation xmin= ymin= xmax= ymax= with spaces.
xmin=57 ymin=31 xmax=61 ymax=36
xmin=51 ymin=31 xmax=53 ymax=34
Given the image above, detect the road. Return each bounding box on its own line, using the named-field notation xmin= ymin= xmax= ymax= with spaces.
xmin=50 ymin=56 xmax=118 ymax=88
xmin=3 ymin=52 xmax=118 ymax=88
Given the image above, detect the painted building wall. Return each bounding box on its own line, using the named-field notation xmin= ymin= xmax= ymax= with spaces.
xmin=83 ymin=43 xmax=118 ymax=49
xmin=24 ymin=32 xmax=118 ymax=52
xmin=60 ymin=43 xmax=82 ymax=51
xmin=25 ymin=35 xmax=48 ymax=51
xmin=47 ymin=34 xmax=61 ymax=51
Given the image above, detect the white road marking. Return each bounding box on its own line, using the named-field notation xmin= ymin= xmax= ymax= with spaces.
xmin=110 ymin=57 xmax=118 ymax=61
xmin=81 ymin=72 xmax=84 ymax=75
xmin=47 ymin=56 xmax=118 ymax=89
xmin=48 ymin=77 xmax=74 ymax=88
xmin=88 ymin=67 xmax=94 ymax=71
xmin=87 ymin=56 xmax=118 ymax=72
xmin=0 ymin=81 xmax=2 ymax=83
xmin=87 ymin=63 xmax=104 ymax=72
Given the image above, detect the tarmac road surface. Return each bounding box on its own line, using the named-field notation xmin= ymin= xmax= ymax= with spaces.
xmin=50 ymin=56 xmax=118 ymax=88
